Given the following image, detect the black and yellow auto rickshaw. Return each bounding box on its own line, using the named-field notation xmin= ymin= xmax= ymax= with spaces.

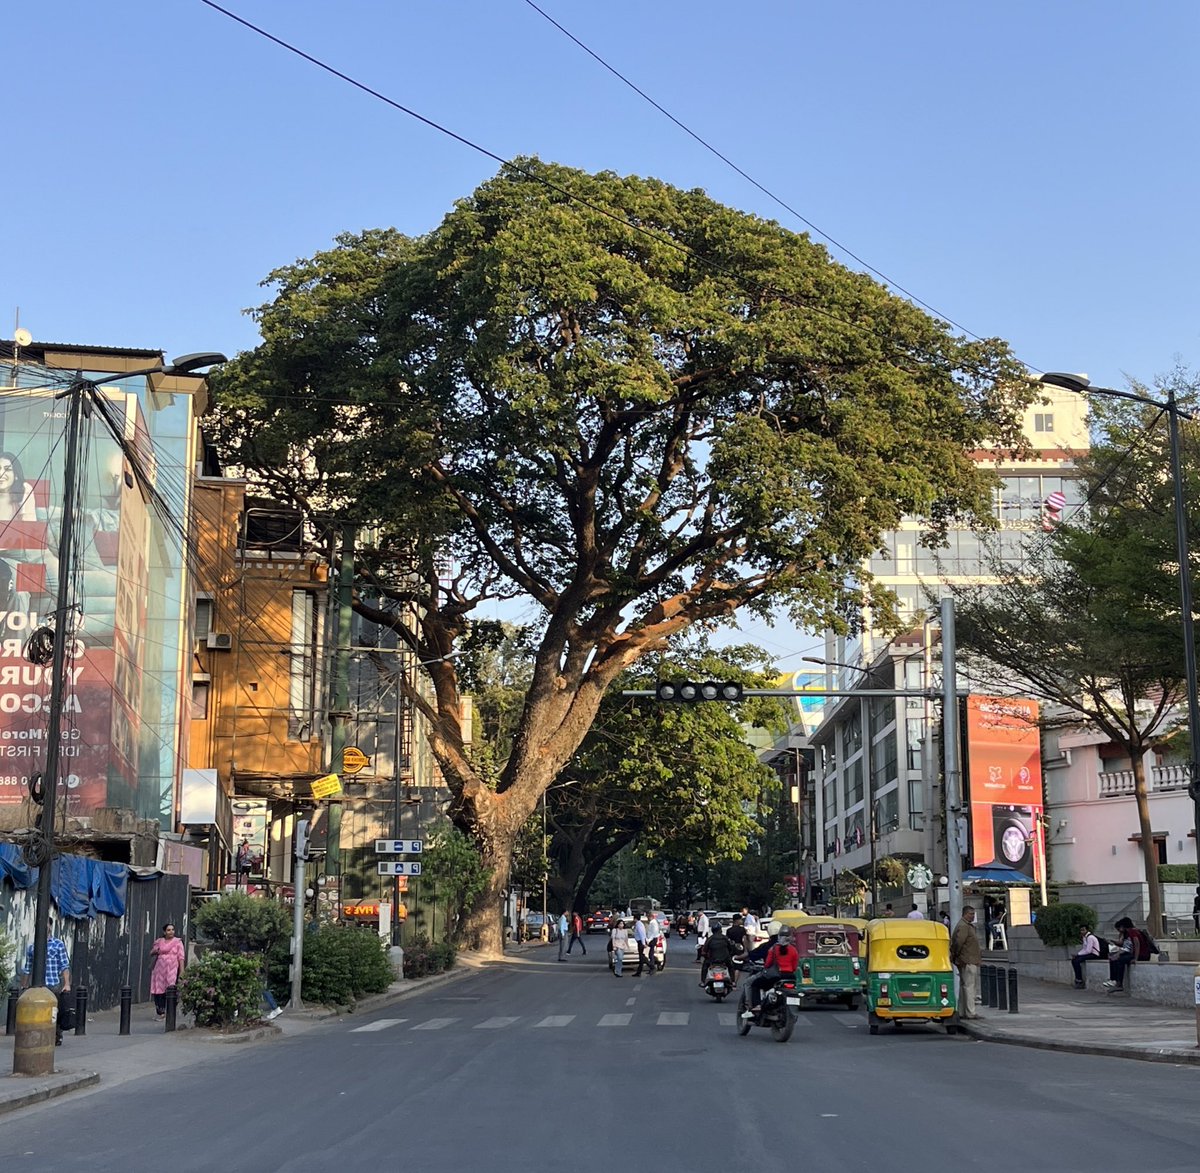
xmin=863 ymin=918 xmax=958 ymax=1035
xmin=769 ymin=913 xmax=865 ymax=1009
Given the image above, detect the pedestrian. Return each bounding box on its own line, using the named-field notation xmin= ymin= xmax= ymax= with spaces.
xmin=567 ymin=910 xmax=587 ymax=955
xmin=725 ymin=917 xmax=749 ymax=986
xmin=1070 ymin=924 xmax=1103 ymax=988
xmin=645 ymin=910 xmax=663 ymax=972
xmin=742 ymin=907 xmax=759 ymax=933
xmin=21 ymin=934 xmax=72 ymax=1045
xmin=939 ymin=910 xmax=951 ymax=929
xmin=557 ymin=910 xmax=569 ymax=961
xmin=950 ymin=905 xmax=982 ymax=1019
xmin=1193 ymin=887 xmax=1200 ymax=936
xmin=150 ymin=922 xmax=186 ymax=1017
xmin=1103 ymin=923 xmax=1137 ymax=991
xmin=694 ymin=910 xmax=710 ymax=962
xmin=883 ymin=903 xmax=894 ymax=918
xmin=610 ymin=918 xmax=629 ymax=976
xmin=633 ymin=914 xmax=650 ymax=975
xmin=906 ymin=904 xmax=924 ymax=920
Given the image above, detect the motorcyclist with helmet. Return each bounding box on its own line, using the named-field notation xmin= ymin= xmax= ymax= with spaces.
xmin=699 ymin=923 xmax=736 ymax=988
xmin=742 ymin=923 xmax=799 ymax=1017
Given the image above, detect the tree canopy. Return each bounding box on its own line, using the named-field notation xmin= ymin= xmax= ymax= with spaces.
xmin=211 ymin=158 xmax=1032 ymax=951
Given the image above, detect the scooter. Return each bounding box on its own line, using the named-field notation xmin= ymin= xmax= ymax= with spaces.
xmin=736 ymin=964 xmax=799 ymax=1042
xmin=703 ymin=963 xmax=732 ymax=1001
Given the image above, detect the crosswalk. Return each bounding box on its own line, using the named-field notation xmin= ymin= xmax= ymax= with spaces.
xmin=348 ymin=1011 xmax=814 ymax=1034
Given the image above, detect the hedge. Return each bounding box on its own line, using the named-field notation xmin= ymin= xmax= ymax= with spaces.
xmin=1032 ymin=902 xmax=1096 ymax=947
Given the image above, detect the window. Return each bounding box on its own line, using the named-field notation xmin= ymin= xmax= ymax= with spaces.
xmin=896 ymin=945 xmax=929 ymax=960
xmin=869 ymin=694 xmax=894 ymax=733
xmin=191 ymin=679 xmax=210 ymax=720
xmin=289 ymin=590 xmax=320 ymax=740
xmin=906 ymin=717 xmax=925 ymax=770
xmin=1034 ymin=413 xmax=1054 ymax=433
xmin=893 ymin=532 xmax=916 ymax=575
xmin=844 ymin=760 xmax=863 ymax=807
xmin=875 ymin=788 xmax=899 ymax=834
xmin=871 ymin=735 xmax=898 ymax=792
xmin=1157 ymin=838 xmax=1168 ymax=866
xmin=908 ymin=777 xmax=925 ymax=830
xmin=194 ymin=595 xmax=214 ymax=640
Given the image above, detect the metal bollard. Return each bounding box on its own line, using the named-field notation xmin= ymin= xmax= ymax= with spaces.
xmin=1007 ymin=967 xmax=1019 ymax=1014
xmin=6 ymin=984 xmax=18 ymax=1036
xmin=119 ymin=985 xmax=132 ymax=1035
xmin=164 ymin=985 xmax=178 ymax=1032
xmin=981 ymin=965 xmax=993 ymax=1008
xmin=996 ymin=967 xmax=1008 ymax=1012
xmin=74 ymin=987 xmax=88 ymax=1036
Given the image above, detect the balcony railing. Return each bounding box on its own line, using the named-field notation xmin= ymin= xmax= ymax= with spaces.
xmin=1097 ymin=764 xmax=1192 ymax=798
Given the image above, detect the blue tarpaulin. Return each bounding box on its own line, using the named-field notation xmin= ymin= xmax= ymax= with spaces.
xmin=0 ymin=842 xmax=36 ymax=890
xmin=51 ymin=854 xmax=92 ymax=917
xmin=89 ymin=861 xmax=127 ymax=916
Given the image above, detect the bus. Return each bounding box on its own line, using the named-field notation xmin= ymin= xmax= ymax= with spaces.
xmin=628 ymin=896 xmax=661 ymax=920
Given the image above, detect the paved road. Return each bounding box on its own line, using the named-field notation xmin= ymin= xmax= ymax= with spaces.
xmin=3 ymin=948 xmax=1199 ymax=1172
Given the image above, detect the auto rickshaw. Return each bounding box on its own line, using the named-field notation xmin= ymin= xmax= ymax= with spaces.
xmin=863 ymin=918 xmax=958 ymax=1035
xmin=773 ymin=915 xmax=866 ymax=1009
xmin=772 ymin=910 xmax=868 ymax=959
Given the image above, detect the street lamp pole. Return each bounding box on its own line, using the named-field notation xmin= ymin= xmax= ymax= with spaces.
xmin=1040 ymin=372 xmax=1200 ymax=877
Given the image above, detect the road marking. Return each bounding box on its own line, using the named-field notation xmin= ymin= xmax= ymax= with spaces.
xmin=835 ymin=1017 xmax=860 ymax=1029
xmin=534 ymin=1016 xmax=575 ymax=1028
xmin=475 ymin=1017 xmax=519 ymax=1029
xmin=657 ymin=1012 xmax=688 ymax=1026
xmin=412 ymin=1018 xmax=458 ymax=1030
xmin=625 ymin=997 xmax=636 ymax=1006
xmin=350 ymin=1019 xmax=406 ymax=1033
xmin=598 ymin=1013 xmax=632 ymax=1027
xmin=718 ymin=1013 xmax=736 ymax=1027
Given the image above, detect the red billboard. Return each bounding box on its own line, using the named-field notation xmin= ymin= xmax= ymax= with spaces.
xmin=964 ymin=695 xmax=1044 ymax=881
xmin=0 ymin=385 xmax=150 ymax=814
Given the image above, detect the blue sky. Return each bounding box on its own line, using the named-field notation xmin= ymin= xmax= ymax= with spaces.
xmin=9 ymin=1 xmax=1200 ymax=664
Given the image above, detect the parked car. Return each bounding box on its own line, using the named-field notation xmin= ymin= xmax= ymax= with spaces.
xmin=521 ymin=912 xmax=559 ymax=942
xmin=586 ymin=910 xmax=613 ymax=934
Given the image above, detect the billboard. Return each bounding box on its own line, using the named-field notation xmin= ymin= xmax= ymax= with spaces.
xmin=0 ymin=384 xmax=154 ymax=815
xmin=964 ymin=695 xmax=1043 ymax=881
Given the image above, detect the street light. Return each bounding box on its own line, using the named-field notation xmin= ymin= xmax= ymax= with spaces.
xmin=15 ymin=351 xmax=224 ymax=1075
xmin=1039 ymin=371 xmax=1200 ymax=880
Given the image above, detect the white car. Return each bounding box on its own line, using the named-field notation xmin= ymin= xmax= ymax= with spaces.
xmin=609 ymin=930 xmax=666 ymax=973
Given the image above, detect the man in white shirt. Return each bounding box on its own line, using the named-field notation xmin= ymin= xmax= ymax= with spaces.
xmin=645 ymin=913 xmax=662 ymax=974
xmin=742 ymin=907 xmax=759 ymax=932
xmin=694 ymin=912 xmax=710 ymax=962
xmin=1071 ymin=926 xmax=1103 ymax=988
xmin=906 ymin=904 xmax=924 ymax=919
xmin=633 ymin=915 xmax=650 ymax=976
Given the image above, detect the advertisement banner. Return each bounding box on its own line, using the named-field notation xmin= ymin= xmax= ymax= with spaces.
xmin=965 ymin=695 xmax=1043 ymax=880
xmin=0 ymin=384 xmax=160 ymax=815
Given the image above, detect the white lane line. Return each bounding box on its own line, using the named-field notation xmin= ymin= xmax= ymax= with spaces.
xmin=598 ymin=1013 xmax=632 ymax=1027
xmin=475 ymin=1017 xmax=520 ymax=1029
xmin=350 ymin=1019 xmax=406 ymax=1033
xmin=657 ymin=1012 xmax=689 ymax=1026
xmin=534 ymin=1015 xmax=575 ymax=1028
xmin=625 ymin=997 xmax=636 ymax=1006
xmin=412 ymin=1018 xmax=458 ymax=1030
xmin=718 ymin=1013 xmax=735 ymax=1027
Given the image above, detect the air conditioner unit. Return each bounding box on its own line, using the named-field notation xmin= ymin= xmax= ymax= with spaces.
xmin=206 ymin=632 xmax=233 ymax=651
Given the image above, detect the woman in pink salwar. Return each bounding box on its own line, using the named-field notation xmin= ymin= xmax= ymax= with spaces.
xmin=150 ymin=923 xmax=186 ymax=1017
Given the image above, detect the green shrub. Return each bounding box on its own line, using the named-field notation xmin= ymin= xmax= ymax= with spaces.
xmin=402 ymin=932 xmax=457 ymax=979
xmin=1158 ymin=864 xmax=1198 ymax=884
xmin=194 ymin=893 xmax=291 ymax=954
xmin=179 ymin=952 xmax=264 ymax=1028
xmin=0 ymin=928 xmax=14 ymax=987
xmin=285 ymin=926 xmax=395 ymax=1006
xmin=1033 ymin=902 xmax=1096 ymax=947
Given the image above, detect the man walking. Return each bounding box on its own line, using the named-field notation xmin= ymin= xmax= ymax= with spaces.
xmin=557 ymin=910 xmax=569 ymax=961
xmin=566 ymin=910 xmax=587 ymax=955
xmin=633 ymin=914 xmax=650 ymax=976
xmin=950 ymin=905 xmax=982 ymax=1019
xmin=645 ymin=910 xmax=662 ymax=973
xmin=22 ymin=934 xmax=72 ymax=1045
xmin=694 ymin=911 xmax=710 ymax=962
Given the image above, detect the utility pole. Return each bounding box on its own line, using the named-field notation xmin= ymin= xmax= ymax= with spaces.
xmin=941 ymin=596 xmax=964 ymax=929
xmin=290 ymin=819 xmax=309 ymax=1009
xmin=324 ymin=527 xmax=354 ymax=898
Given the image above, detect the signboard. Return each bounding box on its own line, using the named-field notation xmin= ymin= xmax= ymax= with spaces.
xmin=342 ymin=746 xmax=369 ymax=775
xmin=964 ymin=695 xmax=1044 ymax=881
xmin=375 ymin=839 xmax=423 ymax=854
xmin=311 ymin=773 xmax=342 ymax=800
xmin=343 ymin=901 xmax=382 ymax=918
xmin=232 ymin=798 xmax=267 ymax=876
xmin=378 ymin=861 xmax=422 ymax=876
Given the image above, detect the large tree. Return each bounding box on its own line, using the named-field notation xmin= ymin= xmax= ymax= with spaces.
xmin=951 ymin=379 xmax=1200 ymax=934
xmin=211 ymin=159 xmax=1031 ymax=953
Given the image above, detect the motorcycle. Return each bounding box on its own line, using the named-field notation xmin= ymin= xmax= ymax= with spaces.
xmin=703 ymin=963 xmax=732 ymax=1001
xmin=736 ymin=964 xmax=799 ymax=1042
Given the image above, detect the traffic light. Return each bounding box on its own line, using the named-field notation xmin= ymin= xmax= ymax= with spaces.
xmin=654 ymin=680 xmax=744 ymax=702
xmin=295 ymin=820 xmax=311 ymax=861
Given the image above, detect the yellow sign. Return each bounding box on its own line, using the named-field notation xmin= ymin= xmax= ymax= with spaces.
xmin=311 ymin=773 xmax=343 ymax=800
xmin=342 ymin=746 xmax=369 ymax=775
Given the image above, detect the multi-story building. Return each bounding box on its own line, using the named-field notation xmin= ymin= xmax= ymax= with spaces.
xmin=796 ymin=387 xmax=1091 ymax=908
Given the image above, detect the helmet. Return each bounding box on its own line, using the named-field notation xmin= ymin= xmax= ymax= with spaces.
xmin=777 ymin=927 xmax=793 ymax=945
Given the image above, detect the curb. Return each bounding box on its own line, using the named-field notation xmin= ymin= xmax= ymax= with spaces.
xmin=0 ymin=1070 xmax=101 ymax=1118
xmin=186 ymin=1023 xmax=284 ymax=1045
xmin=959 ymin=1021 xmax=1200 ymax=1066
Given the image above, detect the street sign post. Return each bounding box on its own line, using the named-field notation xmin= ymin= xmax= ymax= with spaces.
xmin=378 ymin=861 xmax=422 ymax=876
xmin=375 ymin=839 xmax=423 ymax=854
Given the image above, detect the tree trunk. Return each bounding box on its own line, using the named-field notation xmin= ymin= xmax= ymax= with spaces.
xmin=1131 ymin=748 xmax=1164 ymax=936
xmin=457 ymin=844 xmax=510 ymax=957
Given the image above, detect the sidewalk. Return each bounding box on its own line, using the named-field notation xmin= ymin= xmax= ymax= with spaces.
xmin=960 ymin=977 xmax=1200 ymax=1065
xmin=0 ymin=958 xmax=481 ymax=1116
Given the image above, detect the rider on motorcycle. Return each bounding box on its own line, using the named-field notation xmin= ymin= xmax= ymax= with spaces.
xmin=699 ymin=923 xmax=735 ymax=987
xmin=743 ymin=925 xmax=799 ymax=1017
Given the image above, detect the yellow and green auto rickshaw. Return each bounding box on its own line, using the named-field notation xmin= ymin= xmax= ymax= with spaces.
xmin=773 ymin=915 xmax=866 ymax=1010
xmin=773 ymin=910 xmax=869 ymax=958
xmin=863 ymin=918 xmax=958 ymax=1035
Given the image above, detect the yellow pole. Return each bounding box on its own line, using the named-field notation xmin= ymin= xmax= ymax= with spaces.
xmin=12 ymin=987 xmax=59 ymax=1076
